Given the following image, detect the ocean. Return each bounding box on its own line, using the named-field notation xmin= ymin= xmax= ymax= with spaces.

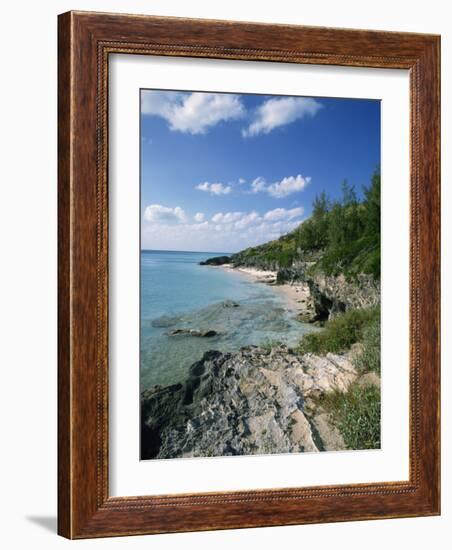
xmin=140 ymin=250 xmax=314 ymax=390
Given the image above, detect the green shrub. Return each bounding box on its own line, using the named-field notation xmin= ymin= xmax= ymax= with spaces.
xmin=355 ymin=317 xmax=381 ymax=373
xmin=319 ymin=383 xmax=381 ymax=449
xmin=317 ymin=236 xmax=380 ymax=280
xmin=297 ymin=307 xmax=379 ymax=355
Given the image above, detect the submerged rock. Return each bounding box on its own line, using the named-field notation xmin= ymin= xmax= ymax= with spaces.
xmin=141 ymin=345 xmax=360 ymax=459
xmin=222 ymin=300 xmax=240 ymax=308
xmin=168 ymin=328 xmax=219 ymax=337
xmin=151 ymin=315 xmax=180 ymax=328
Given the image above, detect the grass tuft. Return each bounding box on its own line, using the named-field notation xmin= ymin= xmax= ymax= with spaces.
xmin=354 ymin=316 xmax=380 ymax=373
xmin=297 ymin=307 xmax=379 ymax=355
xmin=302 ymin=306 xmax=381 ymax=450
xmin=318 ymin=383 xmax=381 ymax=449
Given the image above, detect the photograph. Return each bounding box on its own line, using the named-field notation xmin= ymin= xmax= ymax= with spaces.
xmin=139 ymin=89 xmax=382 ymax=460
xmin=0 ymin=0 xmax=444 ymax=544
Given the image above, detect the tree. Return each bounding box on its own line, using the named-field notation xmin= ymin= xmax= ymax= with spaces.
xmin=363 ymin=170 xmax=381 ymax=238
xmin=341 ymin=179 xmax=357 ymax=207
xmin=230 ymin=168 xmax=381 ymax=279
xmin=308 ymin=192 xmax=331 ymax=249
xmin=312 ymin=191 xmax=330 ymax=219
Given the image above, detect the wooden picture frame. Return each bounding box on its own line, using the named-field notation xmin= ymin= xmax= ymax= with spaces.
xmin=58 ymin=11 xmax=440 ymax=539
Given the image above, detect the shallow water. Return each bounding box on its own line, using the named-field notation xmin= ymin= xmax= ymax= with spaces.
xmin=140 ymin=250 xmax=316 ymax=389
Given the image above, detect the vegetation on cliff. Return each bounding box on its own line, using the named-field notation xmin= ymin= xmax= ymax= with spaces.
xmin=297 ymin=306 xmax=380 ymax=358
xmin=231 ymin=170 xmax=381 ymax=279
xmin=316 ymin=383 xmax=380 ymax=450
xmin=301 ymin=306 xmax=381 ymax=449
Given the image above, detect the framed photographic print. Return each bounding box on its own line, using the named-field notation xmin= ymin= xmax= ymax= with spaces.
xmin=58 ymin=11 xmax=440 ymax=538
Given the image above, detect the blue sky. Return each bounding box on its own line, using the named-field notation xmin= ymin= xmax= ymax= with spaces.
xmin=141 ymin=90 xmax=380 ymax=253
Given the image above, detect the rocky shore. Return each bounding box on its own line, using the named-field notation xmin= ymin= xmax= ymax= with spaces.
xmin=276 ymin=263 xmax=380 ymax=321
xmin=141 ymin=173 xmax=382 ymax=459
xmin=141 ymin=343 xmax=378 ymax=459
xmin=201 ymin=256 xmax=380 ymax=325
xmin=141 ymin=254 xmax=381 ymax=460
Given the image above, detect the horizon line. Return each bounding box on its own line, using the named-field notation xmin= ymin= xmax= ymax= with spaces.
xmin=141 ymin=248 xmax=233 ymax=255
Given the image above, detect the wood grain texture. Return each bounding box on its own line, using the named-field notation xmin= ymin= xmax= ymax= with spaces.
xmin=57 ymin=11 xmax=440 ymax=539
xmin=57 ymin=10 xmax=72 ymax=538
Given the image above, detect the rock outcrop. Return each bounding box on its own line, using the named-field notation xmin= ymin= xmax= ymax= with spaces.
xmin=199 ymin=256 xmax=231 ymax=266
xmin=141 ymin=345 xmax=360 ymax=459
xmin=309 ymin=272 xmax=380 ymax=318
xmin=201 ymin=255 xmax=379 ymax=323
xmin=276 ymin=263 xmax=379 ymax=322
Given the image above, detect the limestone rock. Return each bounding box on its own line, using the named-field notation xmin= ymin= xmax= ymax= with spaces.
xmin=141 ymin=345 xmax=361 ymax=460
xmin=275 ymin=262 xmax=379 ymax=322
xmin=310 ymin=412 xmax=347 ymax=451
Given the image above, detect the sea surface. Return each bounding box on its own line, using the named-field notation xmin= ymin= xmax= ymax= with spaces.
xmin=140 ymin=250 xmax=315 ymax=389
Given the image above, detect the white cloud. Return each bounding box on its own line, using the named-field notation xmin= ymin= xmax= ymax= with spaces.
xmin=211 ymin=212 xmax=243 ymax=224
xmin=143 ymin=204 xmax=187 ymax=224
xmin=194 ymin=212 xmax=205 ymax=223
xmin=234 ymin=211 xmax=260 ymax=229
xmin=238 ymin=178 xmax=247 ymax=184
xmin=141 ymin=91 xmax=245 ymax=134
xmin=196 ymin=182 xmax=232 ymax=196
xmin=249 ymin=174 xmax=310 ymax=198
xmin=242 ymin=97 xmax=322 ymax=137
xmin=250 ymin=177 xmax=267 ymax=194
xmin=142 ymin=208 xmax=304 ymax=252
xmin=267 ymin=175 xmax=311 ymax=198
xmin=263 ymin=207 xmax=304 ymax=221
xmin=211 ymin=211 xmax=262 ymax=229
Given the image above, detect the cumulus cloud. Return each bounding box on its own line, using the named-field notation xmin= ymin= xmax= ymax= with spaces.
xmin=242 ymin=97 xmax=322 ymax=137
xmin=249 ymin=174 xmax=310 ymax=198
xmin=141 ymin=91 xmax=245 ymax=134
xmin=211 ymin=212 xmax=243 ymax=224
xmin=267 ymin=175 xmax=311 ymax=198
xmin=194 ymin=212 xmax=205 ymax=223
xmin=250 ymin=177 xmax=267 ymax=194
xmin=196 ymin=182 xmax=232 ymax=196
xmin=143 ymin=204 xmax=187 ymax=224
xmin=263 ymin=207 xmax=303 ymax=221
xmin=196 ymin=175 xmax=310 ymax=198
xmin=142 ymin=207 xmax=304 ymax=252
xmin=234 ymin=211 xmax=261 ymax=229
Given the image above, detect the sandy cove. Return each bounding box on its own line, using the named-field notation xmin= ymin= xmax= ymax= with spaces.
xmin=216 ymin=264 xmax=315 ymax=319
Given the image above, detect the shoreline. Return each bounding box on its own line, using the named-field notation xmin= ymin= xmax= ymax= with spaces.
xmin=211 ymin=263 xmax=314 ymax=319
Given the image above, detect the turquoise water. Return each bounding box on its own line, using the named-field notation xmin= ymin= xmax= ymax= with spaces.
xmin=140 ymin=250 xmax=314 ymax=389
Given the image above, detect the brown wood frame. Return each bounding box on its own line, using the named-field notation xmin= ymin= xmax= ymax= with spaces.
xmin=58 ymin=10 xmax=440 ymax=539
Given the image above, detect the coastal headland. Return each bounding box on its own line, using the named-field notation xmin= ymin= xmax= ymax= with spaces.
xmin=141 ymin=255 xmax=380 ymax=459
xmin=142 ymin=174 xmax=382 ymax=458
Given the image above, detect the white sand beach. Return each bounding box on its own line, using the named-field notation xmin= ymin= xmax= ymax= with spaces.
xmin=216 ymin=264 xmax=314 ymax=317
